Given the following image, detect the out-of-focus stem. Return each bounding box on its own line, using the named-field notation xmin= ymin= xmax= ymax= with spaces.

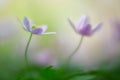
xmin=25 ymin=33 xmax=32 ymax=68
xmin=67 ymin=36 xmax=84 ymax=65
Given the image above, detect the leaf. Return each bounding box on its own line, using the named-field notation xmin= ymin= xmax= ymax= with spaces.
xmin=70 ymin=75 xmax=95 ymax=80
xmin=40 ymin=66 xmax=64 ymax=80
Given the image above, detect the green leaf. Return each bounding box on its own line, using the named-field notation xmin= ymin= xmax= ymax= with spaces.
xmin=70 ymin=75 xmax=95 ymax=80
xmin=40 ymin=66 xmax=64 ymax=80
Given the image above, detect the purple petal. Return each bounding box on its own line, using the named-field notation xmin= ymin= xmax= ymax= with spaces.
xmin=90 ymin=22 xmax=103 ymax=35
xmin=77 ymin=15 xmax=89 ymax=31
xmin=68 ymin=18 xmax=77 ymax=32
xmin=32 ymin=28 xmax=43 ymax=34
xmin=79 ymin=24 xmax=91 ymax=36
xmin=24 ymin=17 xmax=31 ymax=31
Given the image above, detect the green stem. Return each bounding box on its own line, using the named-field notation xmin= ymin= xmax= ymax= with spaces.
xmin=67 ymin=36 xmax=84 ymax=65
xmin=25 ymin=33 xmax=33 ymax=67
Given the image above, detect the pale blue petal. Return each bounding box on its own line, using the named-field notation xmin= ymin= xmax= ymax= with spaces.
xmin=24 ymin=16 xmax=31 ymax=31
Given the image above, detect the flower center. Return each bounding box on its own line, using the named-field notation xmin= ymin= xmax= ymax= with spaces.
xmin=32 ymin=26 xmax=36 ymax=29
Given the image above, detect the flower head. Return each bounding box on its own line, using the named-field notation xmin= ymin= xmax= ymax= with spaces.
xmin=23 ymin=16 xmax=56 ymax=35
xmin=68 ymin=15 xmax=102 ymax=36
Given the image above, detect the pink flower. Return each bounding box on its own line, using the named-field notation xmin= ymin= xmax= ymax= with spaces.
xmin=33 ymin=50 xmax=57 ymax=66
xmin=68 ymin=15 xmax=102 ymax=36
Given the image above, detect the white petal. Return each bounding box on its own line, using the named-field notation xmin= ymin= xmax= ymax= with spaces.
xmin=77 ymin=15 xmax=89 ymax=31
xmin=29 ymin=19 xmax=34 ymax=27
xmin=41 ymin=25 xmax=48 ymax=33
xmin=42 ymin=32 xmax=56 ymax=35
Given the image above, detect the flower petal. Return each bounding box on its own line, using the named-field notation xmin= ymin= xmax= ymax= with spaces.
xmin=29 ymin=19 xmax=34 ymax=27
xmin=90 ymin=22 xmax=103 ymax=35
xmin=32 ymin=28 xmax=43 ymax=34
xmin=68 ymin=18 xmax=77 ymax=32
xmin=24 ymin=16 xmax=31 ymax=31
xmin=42 ymin=32 xmax=56 ymax=35
xmin=16 ymin=17 xmax=28 ymax=31
xmin=41 ymin=25 xmax=48 ymax=33
xmin=77 ymin=15 xmax=89 ymax=31
xmin=79 ymin=24 xmax=91 ymax=36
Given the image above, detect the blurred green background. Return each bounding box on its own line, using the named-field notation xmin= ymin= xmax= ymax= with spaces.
xmin=0 ymin=0 xmax=120 ymax=79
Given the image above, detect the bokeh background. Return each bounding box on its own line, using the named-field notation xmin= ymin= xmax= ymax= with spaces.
xmin=0 ymin=0 xmax=120 ymax=79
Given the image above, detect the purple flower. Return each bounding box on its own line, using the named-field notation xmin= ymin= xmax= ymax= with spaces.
xmin=23 ymin=16 xmax=56 ymax=35
xmin=68 ymin=15 xmax=103 ymax=36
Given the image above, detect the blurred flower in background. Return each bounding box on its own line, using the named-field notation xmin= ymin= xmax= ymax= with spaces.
xmin=103 ymin=18 xmax=120 ymax=60
xmin=68 ymin=15 xmax=102 ymax=36
xmin=32 ymin=49 xmax=58 ymax=67
xmin=111 ymin=18 xmax=120 ymax=41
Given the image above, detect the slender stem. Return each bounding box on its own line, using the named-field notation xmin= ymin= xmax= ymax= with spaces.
xmin=67 ymin=36 xmax=84 ymax=65
xmin=25 ymin=33 xmax=33 ymax=67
